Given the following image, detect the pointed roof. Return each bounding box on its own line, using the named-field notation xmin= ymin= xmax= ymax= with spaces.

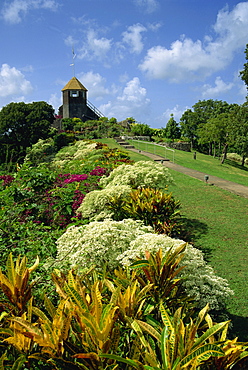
xmin=61 ymin=77 xmax=87 ymax=91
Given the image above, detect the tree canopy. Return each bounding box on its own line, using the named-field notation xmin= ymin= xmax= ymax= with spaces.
xmin=228 ymin=103 xmax=248 ymax=166
xmin=0 ymin=101 xmax=54 ymax=163
xmin=131 ymin=122 xmax=153 ymax=136
xmin=240 ymin=43 xmax=248 ymax=94
xmin=165 ymin=114 xmax=181 ymax=140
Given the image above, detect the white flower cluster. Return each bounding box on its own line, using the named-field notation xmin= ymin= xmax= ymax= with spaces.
xmin=118 ymin=234 xmax=234 ymax=310
xmin=73 ymin=141 xmax=98 ymax=160
xmin=99 ymin=161 xmax=173 ymax=189
xmin=53 ymin=145 xmax=78 ymax=163
xmin=56 ymin=219 xmax=152 ymax=270
xmin=76 ymin=185 xmax=131 ymax=221
xmin=56 ymin=220 xmax=233 ymax=310
xmin=24 ymin=138 xmax=55 ymax=164
xmin=53 ymin=140 xmax=98 ymax=164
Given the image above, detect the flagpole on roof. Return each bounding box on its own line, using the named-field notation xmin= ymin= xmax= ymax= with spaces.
xmin=70 ymin=46 xmax=76 ymax=77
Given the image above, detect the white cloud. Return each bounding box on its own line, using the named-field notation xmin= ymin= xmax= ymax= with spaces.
xmin=139 ymin=2 xmax=248 ymax=82
xmin=134 ymin=0 xmax=159 ymax=14
xmin=64 ymin=35 xmax=78 ymax=48
xmin=139 ymin=38 xmax=220 ymax=82
xmin=77 ymin=71 xmax=109 ymax=100
xmin=160 ymin=105 xmax=188 ymax=124
xmin=239 ymin=83 xmax=247 ymax=99
xmin=147 ymin=22 xmax=162 ymax=32
xmin=20 ymin=65 xmax=34 ymax=73
xmin=202 ymin=76 xmax=234 ymax=98
xmin=99 ymin=77 xmax=150 ymax=120
xmin=2 ymin=0 xmax=59 ymax=24
xmin=0 ymin=64 xmax=33 ymax=97
xmin=118 ymin=77 xmax=148 ymax=103
xmin=122 ymin=23 xmax=147 ymax=54
xmin=77 ymin=29 xmax=112 ymax=60
xmin=48 ymin=93 xmax=62 ymax=113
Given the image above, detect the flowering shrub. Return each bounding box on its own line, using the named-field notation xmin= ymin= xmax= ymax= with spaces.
xmin=55 ymin=219 xmax=233 ymax=310
xmin=118 ymin=233 xmax=234 ymax=310
xmin=51 ymin=140 xmax=132 ymax=174
xmin=55 ymin=219 xmax=152 ymax=270
xmin=73 ymin=141 xmax=99 ymax=160
xmin=76 ymin=185 xmax=131 ymax=221
xmin=99 ymin=160 xmax=173 ymax=189
xmin=4 ymin=160 xmax=108 ymax=228
xmin=32 ymin=168 xmax=106 ymax=227
xmin=226 ymin=152 xmax=248 ymax=165
xmin=52 ymin=140 xmax=97 ymax=165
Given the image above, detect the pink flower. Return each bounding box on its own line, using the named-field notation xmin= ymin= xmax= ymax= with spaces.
xmin=63 ymin=174 xmax=88 ymax=184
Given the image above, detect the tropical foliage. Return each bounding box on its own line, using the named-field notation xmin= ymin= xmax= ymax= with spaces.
xmin=0 ymin=251 xmax=246 ymax=370
xmin=108 ymin=187 xmax=181 ymax=235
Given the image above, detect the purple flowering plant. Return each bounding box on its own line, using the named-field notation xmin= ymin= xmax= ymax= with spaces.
xmin=15 ymin=165 xmax=109 ymax=228
xmin=0 ymin=143 xmax=133 ymax=230
xmin=0 ymin=175 xmax=15 ymax=187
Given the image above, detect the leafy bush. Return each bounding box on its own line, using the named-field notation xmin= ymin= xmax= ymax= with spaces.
xmin=0 ymin=220 xmax=61 ymax=270
xmin=227 ymin=152 xmax=248 ymax=165
xmin=99 ymin=160 xmax=173 ymax=189
xmin=54 ymin=132 xmax=75 ymax=150
xmin=14 ymin=163 xmax=56 ymax=193
xmin=109 ymin=187 xmax=182 ymax=236
xmin=118 ymin=232 xmax=234 ymax=310
xmin=78 ymin=186 xmax=182 ymax=235
xmin=24 ymin=138 xmax=56 ymax=166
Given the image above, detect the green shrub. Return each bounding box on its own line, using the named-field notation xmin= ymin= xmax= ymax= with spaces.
xmin=109 ymin=187 xmax=181 ymax=236
xmin=24 ymin=138 xmax=56 ymax=166
xmin=54 ymin=132 xmax=75 ymax=150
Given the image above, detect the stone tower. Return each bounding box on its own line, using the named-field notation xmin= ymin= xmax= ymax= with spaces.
xmin=61 ymin=77 xmax=102 ymax=121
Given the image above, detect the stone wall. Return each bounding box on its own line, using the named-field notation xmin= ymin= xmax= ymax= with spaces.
xmin=121 ymin=136 xmax=151 ymax=141
xmin=160 ymin=141 xmax=191 ymax=152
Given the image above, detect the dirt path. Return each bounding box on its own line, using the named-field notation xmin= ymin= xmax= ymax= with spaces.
xmin=129 ymin=148 xmax=248 ymax=199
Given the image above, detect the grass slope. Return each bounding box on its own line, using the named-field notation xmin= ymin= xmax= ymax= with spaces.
xmin=168 ymin=171 xmax=248 ymax=340
xmin=96 ymin=138 xmax=153 ymax=162
xmin=100 ymin=138 xmax=248 ymax=340
xmin=129 ymin=140 xmax=248 ymax=186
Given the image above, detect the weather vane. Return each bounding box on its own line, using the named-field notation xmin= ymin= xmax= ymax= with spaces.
xmin=70 ymin=46 xmax=76 ymax=76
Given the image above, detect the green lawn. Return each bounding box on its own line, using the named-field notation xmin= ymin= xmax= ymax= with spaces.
xmin=128 ymin=139 xmax=248 ymax=186
xmin=100 ymin=138 xmax=248 ymax=340
xmin=168 ymin=170 xmax=248 ymax=340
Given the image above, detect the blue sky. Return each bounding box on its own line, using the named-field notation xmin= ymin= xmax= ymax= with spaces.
xmin=0 ymin=0 xmax=247 ymax=127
